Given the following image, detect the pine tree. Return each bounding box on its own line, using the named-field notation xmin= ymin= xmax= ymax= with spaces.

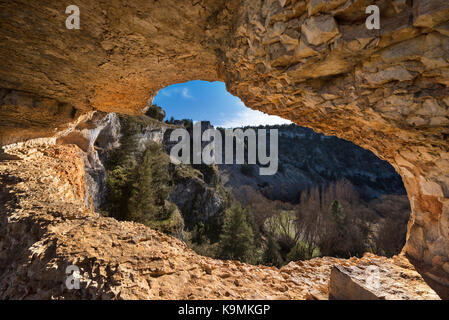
xmin=127 ymin=142 xmax=173 ymax=224
xmin=218 ymin=203 xmax=256 ymax=263
xmin=104 ymin=121 xmax=140 ymax=220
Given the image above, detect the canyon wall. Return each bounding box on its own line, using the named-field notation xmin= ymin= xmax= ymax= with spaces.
xmin=0 ymin=0 xmax=448 ymax=296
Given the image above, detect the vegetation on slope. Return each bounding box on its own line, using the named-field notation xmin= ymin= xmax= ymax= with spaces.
xmin=102 ymin=115 xmax=183 ymax=238
xmin=102 ymin=115 xmax=410 ymax=268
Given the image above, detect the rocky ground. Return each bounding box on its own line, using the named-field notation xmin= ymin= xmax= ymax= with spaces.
xmin=0 ymin=142 xmax=440 ymax=299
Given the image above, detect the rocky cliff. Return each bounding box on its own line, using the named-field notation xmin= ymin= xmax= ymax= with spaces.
xmin=51 ymin=112 xmax=227 ymax=238
xmin=220 ymin=124 xmax=406 ymax=202
xmin=1 ymin=0 xmax=449 ymax=297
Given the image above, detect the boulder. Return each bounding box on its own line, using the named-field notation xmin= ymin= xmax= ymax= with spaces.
xmin=329 ymin=255 xmax=441 ymax=300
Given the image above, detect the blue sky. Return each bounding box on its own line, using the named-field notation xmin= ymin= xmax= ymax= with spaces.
xmin=152 ymin=80 xmax=291 ymax=128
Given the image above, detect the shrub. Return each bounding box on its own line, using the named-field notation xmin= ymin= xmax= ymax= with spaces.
xmin=285 ymin=241 xmax=315 ymax=263
xmin=145 ymin=104 xmax=165 ymax=121
xmin=263 ymin=235 xmax=283 ymax=267
xmin=194 ymin=164 xmax=219 ymax=186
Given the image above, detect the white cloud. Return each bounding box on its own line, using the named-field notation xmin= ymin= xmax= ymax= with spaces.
xmin=161 ymin=90 xmax=172 ymax=97
xmin=218 ymin=108 xmax=292 ymax=128
xmin=181 ymin=88 xmax=193 ymax=99
xmin=159 ymin=87 xmax=194 ymax=99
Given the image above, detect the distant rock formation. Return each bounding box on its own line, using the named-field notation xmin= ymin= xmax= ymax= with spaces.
xmin=219 ymin=124 xmax=406 ymax=202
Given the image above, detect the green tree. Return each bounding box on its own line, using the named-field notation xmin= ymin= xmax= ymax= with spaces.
xmin=145 ymin=104 xmax=165 ymax=121
xmin=263 ymin=235 xmax=283 ymax=267
xmin=127 ymin=142 xmax=173 ymax=223
xmin=330 ymin=200 xmax=345 ymax=225
xmin=218 ymin=204 xmax=256 ymax=263
xmin=166 ymin=116 xmax=175 ymax=124
xmin=286 ymin=241 xmax=311 ymax=263
xmin=104 ymin=122 xmax=140 ymax=220
xmin=192 ymin=222 xmax=207 ymax=244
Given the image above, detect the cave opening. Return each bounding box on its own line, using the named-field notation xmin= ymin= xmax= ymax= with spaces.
xmin=1 ymin=0 xmax=448 ymax=301
xmin=97 ymin=80 xmax=411 ymax=268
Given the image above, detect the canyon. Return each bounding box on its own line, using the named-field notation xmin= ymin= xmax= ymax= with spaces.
xmin=0 ymin=0 xmax=449 ymax=299
xmin=0 ymin=139 xmax=439 ymax=299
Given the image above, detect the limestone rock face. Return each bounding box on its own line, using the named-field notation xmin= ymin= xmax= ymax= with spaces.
xmin=169 ymin=177 xmax=225 ymax=226
xmin=1 ymin=0 xmax=449 ymax=297
xmin=56 ymin=112 xmax=122 ymax=209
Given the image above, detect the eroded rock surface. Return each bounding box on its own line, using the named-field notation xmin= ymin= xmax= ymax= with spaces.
xmin=1 ymin=0 xmax=449 ymax=297
xmin=329 ymin=255 xmax=440 ymax=300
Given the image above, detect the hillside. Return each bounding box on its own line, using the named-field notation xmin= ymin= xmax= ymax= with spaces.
xmin=219 ymin=124 xmax=406 ymax=203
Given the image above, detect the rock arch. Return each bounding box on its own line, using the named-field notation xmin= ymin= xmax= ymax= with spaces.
xmin=0 ymin=0 xmax=448 ymax=297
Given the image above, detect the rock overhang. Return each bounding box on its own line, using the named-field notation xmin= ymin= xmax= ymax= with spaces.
xmin=0 ymin=0 xmax=448 ymax=298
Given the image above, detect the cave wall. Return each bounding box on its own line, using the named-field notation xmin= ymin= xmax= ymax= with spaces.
xmin=0 ymin=0 xmax=449 ymax=296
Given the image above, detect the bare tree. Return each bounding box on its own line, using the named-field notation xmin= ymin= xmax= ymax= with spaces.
xmin=294 ymin=180 xmax=369 ymax=258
